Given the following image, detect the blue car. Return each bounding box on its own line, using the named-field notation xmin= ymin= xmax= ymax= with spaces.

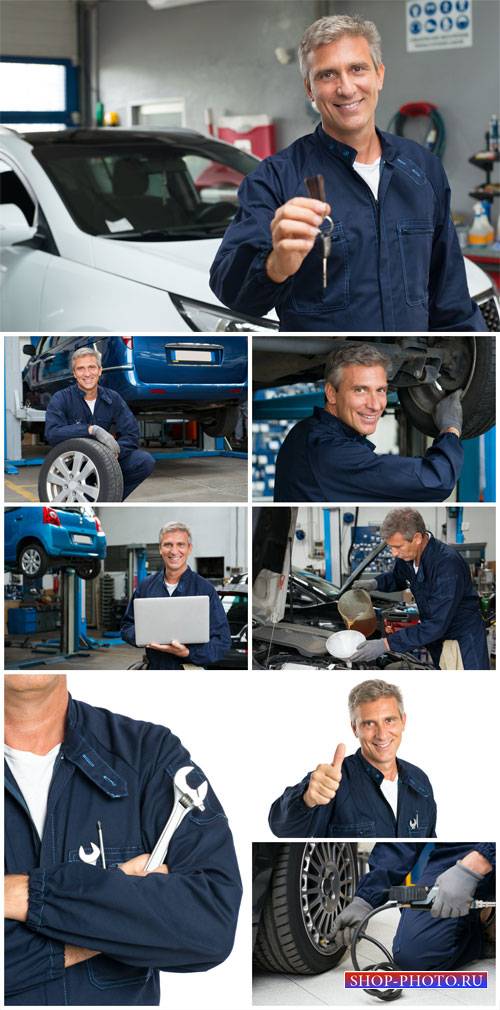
xmin=22 ymin=335 xmax=247 ymax=436
xmin=5 ymin=506 xmax=107 ymax=580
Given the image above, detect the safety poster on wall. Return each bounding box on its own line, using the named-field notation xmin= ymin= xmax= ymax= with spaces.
xmin=406 ymin=0 xmax=473 ymax=51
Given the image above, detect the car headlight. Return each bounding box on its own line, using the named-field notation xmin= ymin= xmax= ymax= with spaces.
xmin=170 ymin=294 xmax=278 ymax=332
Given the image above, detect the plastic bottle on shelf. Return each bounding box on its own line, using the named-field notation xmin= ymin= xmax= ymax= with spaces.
xmin=468 ymin=202 xmax=494 ymax=246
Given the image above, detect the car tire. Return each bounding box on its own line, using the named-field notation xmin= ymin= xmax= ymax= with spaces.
xmin=17 ymin=542 xmax=49 ymax=579
xmin=254 ymin=842 xmax=358 ymax=974
xmin=397 ymin=336 xmax=495 ymax=439
xmin=74 ymin=558 xmax=102 ymax=581
xmin=201 ymin=405 xmax=240 ymax=438
xmin=38 ymin=439 xmax=124 ymax=503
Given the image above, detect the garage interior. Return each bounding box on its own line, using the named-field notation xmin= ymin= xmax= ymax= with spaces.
xmin=4 ymin=504 xmax=247 ymax=669
xmin=4 ymin=335 xmax=248 ymax=503
xmin=252 ymin=505 xmax=496 ymax=670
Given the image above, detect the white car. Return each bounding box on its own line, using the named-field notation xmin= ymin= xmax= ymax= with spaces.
xmin=0 ymin=127 xmax=498 ymax=332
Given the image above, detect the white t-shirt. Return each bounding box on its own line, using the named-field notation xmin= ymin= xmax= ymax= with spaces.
xmin=380 ymin=775 xmax=399 ymax=817
xmin=4 ymin=742 xmax=61 ymax=839
xmin=164 ymin=580 xmax=178 ymax=595
xmin=86 ymin=398 xmax=97 ymax=414
xmin=353 ymin=158 xmax=381 ymax=200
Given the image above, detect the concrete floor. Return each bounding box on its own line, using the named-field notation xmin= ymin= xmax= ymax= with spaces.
xmin=4 ymin=444 xmax=248 ymax=503
xmin=253 ymin=907 xmax=496 ymax=1007
xmin=4 ymin=633 xmax=145 ymax=671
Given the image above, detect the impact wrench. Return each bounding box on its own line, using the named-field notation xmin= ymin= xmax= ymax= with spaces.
xmin=350 ymin=884 xmax=495 ymax=1002
xmin=145 ymin=765 xmax=208 ymax=871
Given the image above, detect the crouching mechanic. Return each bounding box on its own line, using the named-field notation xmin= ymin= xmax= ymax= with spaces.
xmin=269 ymin=679 xmax=436 ymax=838
xmin=353 ymin=507 xmax=490 ymax=670
xmin=44 ymin=346 xmax=155 ymax=500
xmin=4 ymin=674 xmax=242 ymax=1006
xmin=121 ymin=521 xmax=231 ymax=670
xmin=332 ymin=843 xmax=495 ymax=970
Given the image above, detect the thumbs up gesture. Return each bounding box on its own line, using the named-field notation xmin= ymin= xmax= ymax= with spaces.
xmin=303 ymin=744 xmax=346 ymax=808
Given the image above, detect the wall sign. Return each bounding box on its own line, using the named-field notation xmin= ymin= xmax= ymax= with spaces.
xmin=406 ymin=0 xmax=473 ymax=51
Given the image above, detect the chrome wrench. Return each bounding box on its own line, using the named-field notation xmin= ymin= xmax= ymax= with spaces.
xmin=145 ymin=765 xmax=208 ymax=871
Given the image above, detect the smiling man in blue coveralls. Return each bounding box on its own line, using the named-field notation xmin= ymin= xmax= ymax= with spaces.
xmin=269 ymin=679 xmax=436 ymax=839
xmin=353 ymin=507 xmax=490 ymax=670
xmin=332 ymin=843 xmax=495 ymax=970
xmin=121 ymin=520 xmax=231 ymax=670
xmin=274 ymin=344 xmax=464 ymax=503
xmin=209 ymin=14 xmax=486 ymax=332
xmin=4 ymin=674 xmax=242 ymax=1006
xmin=44 ymin=346 xmax=155 ymax=501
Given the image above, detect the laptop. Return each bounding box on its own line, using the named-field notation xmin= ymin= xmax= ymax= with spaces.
xmin=133 ymin=595 xmax=210 ymax=647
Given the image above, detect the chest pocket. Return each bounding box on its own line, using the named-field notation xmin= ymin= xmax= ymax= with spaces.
xmin=330 ymin=820 xmax=376 ymax=838
xmin=397 ymin=220 xmax=434 ymax=306
xmin=68 ymin=844 xmax=142 ymax=869
xmin=289 ymin=221 xmax=350 ymax=314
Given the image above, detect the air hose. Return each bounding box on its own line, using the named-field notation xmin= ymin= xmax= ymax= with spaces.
xmin=387 ymin=102 xmax=446 ymax=159
xmin=350 ymin=886 xmax=495 ymax=1001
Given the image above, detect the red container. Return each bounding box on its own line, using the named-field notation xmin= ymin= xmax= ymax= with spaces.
xmin=218 ymin=114 xmax=276 ymax=158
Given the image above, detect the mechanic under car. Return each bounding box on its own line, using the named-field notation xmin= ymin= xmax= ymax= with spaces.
xmin=353 ymin=508 xmax=490 ymax=670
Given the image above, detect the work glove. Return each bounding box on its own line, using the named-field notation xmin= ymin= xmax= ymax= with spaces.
xmin=352 ymin=579 xmax=378 ymax=591
xmin=331 ymin=897 xmax=373 ymax=948
xmin=431 ymin=861 xmax=483 ymax=919
xmin=433 ymin=390 xmax=463 ymax=436
xmin=354 ymin=638 xmax=388 ymax=663
xmin=90 ymin=425 xmax=120 ymax=456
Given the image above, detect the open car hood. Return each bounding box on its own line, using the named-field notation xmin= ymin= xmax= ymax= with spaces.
xmin=253 ymin=507 xmax=298 ymax=625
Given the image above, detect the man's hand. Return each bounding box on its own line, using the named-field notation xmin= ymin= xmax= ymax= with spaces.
xmin=65 ymin=945 xmax=100 ymax=968
xmin=118 ymin=853 xmax=169 ymax=876
xmin=433 ymin=390 xmax=463 ymax=438
xmin=90 ymin=425 xmax=120 ymax=456
xmin=266 ymin=197 xmax=330 ymax=283
xmin=352 ymin=578 xmax=378 ymax=591
xmin=303 ymin=744 xmax=346 ymax=808
xmin=354 ymin=638 xmax=388 ymax=663
xmin=431 ymin=860 xmax=484 ymax=918
xmin=331 ymin=897 xmax=373 ymax=948
xmin=147 ymin=639 xmax=190 ymax=658
xmin=4 ymin=874 xmax=28 ymax=922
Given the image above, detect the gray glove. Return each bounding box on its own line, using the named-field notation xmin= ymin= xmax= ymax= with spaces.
xmin=431 ymin=861 xmax=483 ymax=919
xmin=352 ymin=579 xmax=378 ymax=591
xmin=433 ymin=390 xmax=463 ymax=436
xmin=90 ymin=425 xmax=120 ymax=456
xmin=331 ymin=897 xmax=373 ymax=948
xmin=354 ymin=638 xmax=388 ymax=662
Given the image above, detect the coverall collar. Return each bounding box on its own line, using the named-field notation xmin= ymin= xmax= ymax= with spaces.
xmin=316 ymin=124 xmax=399 ymax=166
xmin=314 ymin=405 xmax=376 ymax=449
xmin=62 ymin=696 xmax=128 ymax=798
xmin=160 ymin=564 xmax=193 ymax=591
xmin=355 ymin=747 xmax=432 ymax=797
xmin=73 ymin=382 xmax=113 ymax=406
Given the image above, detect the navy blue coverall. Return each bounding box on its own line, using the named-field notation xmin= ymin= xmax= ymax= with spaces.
xmin=375 ymin=536 xmax=489 ymax=670
xmin=273 ymin=408 xmax=463 ymax=503
xmin=120 ymin=567 xmax=232 ymax=670
xmin=356 ymin=843 xmax=495 ymax=969
xmin=210 ymin=126 xmax=486 ymax=333
xmin=4 ymin=697 xmax=242 ymax=1005
xmin=268 ymin=750 xmax=436 ymax=839
xmin=44 ymin=385 xmax=155 ymax=500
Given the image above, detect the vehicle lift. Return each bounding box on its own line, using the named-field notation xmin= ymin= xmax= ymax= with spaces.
xmin=4 ymin=337 xmax=246 ymax=479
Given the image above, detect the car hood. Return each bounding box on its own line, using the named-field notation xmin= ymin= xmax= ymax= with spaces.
xmin=253 ymin=507 xmax=298 ymax=625
xmin=91 ymin=235 xmax=222 ymax=301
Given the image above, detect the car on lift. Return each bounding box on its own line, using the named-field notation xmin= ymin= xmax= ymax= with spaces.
xmin=0 ymin=127 xmax=499 ymax=332
xmin=252 ymin=335 xmax=496 ymax=440
xmin=22 ymin=334 xmax=247 ymax=437
xmin=253 ymin=841 xmax=361 ymax=974
xmin=252 ymin=507 xmax=433 ymax=670
xmin=4 ymin=505 xmax=107 ymax=580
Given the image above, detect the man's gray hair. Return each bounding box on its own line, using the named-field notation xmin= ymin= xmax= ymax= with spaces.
xmin=324 ymin=343 xmax=390 ymax=389
xmin=71 ymin=346 xmax=102 ymax=369
xmin=159 ymin=521 xmax=192 ymax=544
xmin=298 ymin=14 xmax=383 ymax=80
xmin=381 ymin=508 xmax=427 ymax=542
xmin=349 ymin=679 xmax=404 ymax=723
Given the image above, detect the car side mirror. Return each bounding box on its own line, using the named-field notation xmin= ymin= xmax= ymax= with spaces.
xmin=23 ymin=343 xmax=36 ymax=356
xmin=0 ymin=204 xmax=36 ymax=246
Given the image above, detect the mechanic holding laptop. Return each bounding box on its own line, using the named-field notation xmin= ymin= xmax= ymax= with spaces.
xmin=120 ymin=521 xmax=231 ymax=670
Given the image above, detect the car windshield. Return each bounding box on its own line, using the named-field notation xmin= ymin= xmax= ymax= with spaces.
xmin=33 ymin=137 xmax=257 ymax=239
xmin=292 ymin=568 xmax=340 ymax=596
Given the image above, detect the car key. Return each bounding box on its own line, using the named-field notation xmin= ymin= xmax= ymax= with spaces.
xmin=304 ymin=174 xmax=333 ymax=289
